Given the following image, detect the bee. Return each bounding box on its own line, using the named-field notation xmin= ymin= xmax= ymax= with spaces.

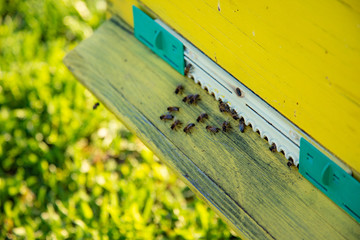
xmin=183 ymin=123 xmax=195 ymax=134
xmin=183 ymin=94 xmax=200 ymax=104
xmin=93 ymin=102 xmax=100 ymax=110
xmin=235 ymin=87 xmax=242 ymax=97
xmin=239 ymin=118 xmax=245 ymax=133
xmin=269 ymin=143 xmax=277 ymax=152
xmin=231 ymin=109 xmax=239 ymax=120
xmin=182 ymin=94 xmax=193 ymax=103
xmin=189 ymin=94 xmax=200 ymax=104
xmin=175 ymin=85 xmax=184 ymax=94
xmin=160 ymin=114 xmax=174 ymax=121
xmin=196 ymin=113 xmax=208 ymax=123
xmin=184 ymin=63 xmax=192 ymax=76
xmin=171 ymin=120 xmax=182 ymax=130
xmin=287 ymin=160 xmax=294 ymax=167
xmin=222 ymin=121 xmax=231 ymax=132
xmin=167 ymin=106 xmax=180 ymax=112
xmin=219 ymin=102 xmax=230 ymax=113
xmin=206 ymin=125 xmax=220 ymax=134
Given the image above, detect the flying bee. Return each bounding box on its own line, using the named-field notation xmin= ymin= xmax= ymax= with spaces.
xmin=171 ymin=120 xmax=182 ymax=130
xmin=219 ymin=102 xmax=230 ymax=113
xmin=175 ymin=85 xmax=184 ymax=94
xmin=167 ymin=106 xmax=180 ymax=112
xmin=184 ymin=63 xmax=192 ymax=76
xmin=206 ymin=125 xmax=220 ymax=134
xmin=196 ymin=113 xmax=208 ymax=123
xmin=93 ymin=102 xmax=100 ymax=110
xmin=160 ymin=114 xmax=174 ymax=121
xmin=239 ymin=118 xmax=245 ymax=133
xmin=269 ymin=143 xmax=277 ymax=152
xmin=183 ymin=123 xmax=195 ymax=134
xmin=222 ymin=121 xmax=232 ymax=132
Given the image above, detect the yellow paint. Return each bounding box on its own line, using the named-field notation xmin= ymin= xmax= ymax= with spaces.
xmin=107 ymin=0 xmax=138 ymax=27
xmin=108 ymin=0 xmax=360 ymax=174
xmin=64 ymin=17 xmax=360 ymax=237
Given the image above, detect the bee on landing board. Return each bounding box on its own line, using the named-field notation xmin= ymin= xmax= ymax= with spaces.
xmin=184 ymin=63 xmax=192 ymax=76
xmin=160 ymin=114 xmax=174 ymax=121
xmin=189 ymin=94 xmax=200 ymax=104
xmin=222 ymin=121 xmax=231 ymax=132
xmin=287 ymin=160 xmax=294 ymax=167
xmin=182 ymin=94 xmax=193 ymax=103
xmin=196 ymin=113 xmax=208 ymax=123
xmin=231 ymin=109 xmax=239 ymax=120
xmin=183 ymin=94 xmax=201 ymax=105
xmin=171 ymin=120 xmax=182 ymax=130
xmin=219 ymin=102 xmax=230 ymax=113
xmin=239 ymin=118 xmax=245 ymax=133
xmin=175 ymin=85 xmax=184 ymax=94
xmin=183 ymin=123 xmax=195 ymax=134
xmin=167 ymin=106 xmax=180 ymax=112
xmin=206 ymin=125 xmax=220 ymax=134
xmin=269 ymin=143 xmax=277 ymax=152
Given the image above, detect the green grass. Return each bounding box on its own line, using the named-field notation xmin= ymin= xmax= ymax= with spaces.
xmin=0 ymin=0 xmax=238 ymax=239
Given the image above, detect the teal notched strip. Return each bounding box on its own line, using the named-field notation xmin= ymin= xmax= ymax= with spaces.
xmin=133 ymin=6 xmax=185 ymax=75
xmin=299 ymin=138 xmax=360 ymax=222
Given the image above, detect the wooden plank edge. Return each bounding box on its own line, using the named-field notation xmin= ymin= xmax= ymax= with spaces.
xmin=63 ymin=19 xmax=272 ymax=239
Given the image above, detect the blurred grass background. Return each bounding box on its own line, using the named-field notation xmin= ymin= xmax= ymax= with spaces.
xmin=0 ymin=0 xmax=239 ymax=239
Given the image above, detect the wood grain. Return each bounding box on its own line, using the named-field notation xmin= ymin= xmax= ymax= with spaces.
xmin=64 ymin=16 xmax=360 ymax=240
xmin=107 ymin=0 xmax=360 ymax=177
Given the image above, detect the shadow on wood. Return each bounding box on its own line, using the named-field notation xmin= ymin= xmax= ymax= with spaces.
xmin=64 ymin=16 xmax=360 ymax=240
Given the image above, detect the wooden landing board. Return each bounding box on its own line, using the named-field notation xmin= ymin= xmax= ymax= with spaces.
xmin=107 ymin=0 xmax=360 ymax=176
xmin=63 ymin=17 xmax=360 ymax=240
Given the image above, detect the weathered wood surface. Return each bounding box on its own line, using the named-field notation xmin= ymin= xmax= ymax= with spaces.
xmin=107 ymin=0 xmax=360 ymax=177
xmin=63 ymin=17 xmax=360 ymax=240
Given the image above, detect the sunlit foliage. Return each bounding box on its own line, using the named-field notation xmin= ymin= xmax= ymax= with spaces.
xmin=0 ymin=0 xmax=238 ymax=239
